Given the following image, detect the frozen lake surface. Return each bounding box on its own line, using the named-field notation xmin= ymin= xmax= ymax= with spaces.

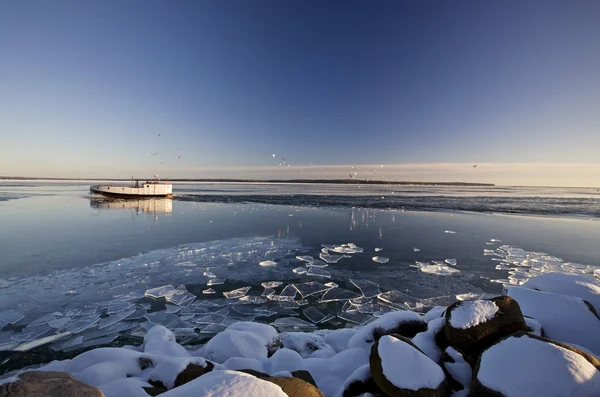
xmin=0 ymin=181 xmax=599 ymax=370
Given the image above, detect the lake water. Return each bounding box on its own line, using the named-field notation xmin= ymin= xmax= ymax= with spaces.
xmin=0 ymin=180 xmax=599 ymax=369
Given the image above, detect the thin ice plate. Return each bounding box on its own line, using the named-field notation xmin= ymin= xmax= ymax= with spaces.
xmin=293 ymin=282 xmax=330 ymax=298
xmin=319 ymin=288 xmax=360 ymax=302
xmin=350 ymin=279 xmax=381 ymax=298
xmin=307 ymin=267 xmax=331 ymax=278
xmin=223 ymin=286 xmax=251 ymax=299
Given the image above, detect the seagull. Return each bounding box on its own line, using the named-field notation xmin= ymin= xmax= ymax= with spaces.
xmin=473 ymin=165 xmax=477 ymax=168
xmin=349 ymin=173 xmax=354 ymax=179
xmin=178 ymin=156 xmax=181 ymax=160
xmin=152 ymin=152 xmax=159 ymax=156
xmin=157 ymin=134 xmax=161 ymax=137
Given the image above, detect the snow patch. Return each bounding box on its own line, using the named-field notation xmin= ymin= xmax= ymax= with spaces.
xmin=449 ymin=300 xmax=498 ymax=329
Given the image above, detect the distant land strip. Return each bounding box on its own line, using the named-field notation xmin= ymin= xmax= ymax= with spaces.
xmin=0 ymin=176 xmax=494 ymax=186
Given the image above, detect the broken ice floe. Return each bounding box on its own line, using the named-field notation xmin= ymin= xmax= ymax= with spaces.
xmin=372 ymin=256 xmax=389 ymax=264
xmin=259 ymin=260 xmax=277 ymax=267
xmin=413 ymin=261 xmax=460 ymax=276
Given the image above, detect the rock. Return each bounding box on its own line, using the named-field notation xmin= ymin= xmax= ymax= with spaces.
xmin=142 ymin=386 xmax=167 ymax=396
xmin=262 ymin=376 xmax=325 ymax=397
xmin=521 ymin=273 xmax=600 ymax=313
xmin=174 ymin=361 xmax=215 ymax=387
xmin=443 ymin=296 xmax=526 ymax=359
xmin=348 ymin=311 xmax=426 ymax=351
xmin=507 ymin=286 xmax=600 ymax=353
xmin=340 ymin=364 xmax=384 ymax=397
xmin=0 ymin=371 xmax=104 ymax=397
xmin=370 ymin=334 xmax=449 ymax=397
xmin=290 ymin=370 xmax=317 ymax=388
xmin=471 ymin=331 xmax=600 ymax=397
xmin=523 ymin=316 xmax=543 ymax=336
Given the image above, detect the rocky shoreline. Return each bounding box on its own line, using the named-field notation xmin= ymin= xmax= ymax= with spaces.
xmin=1 ymin=272 xmax=599 ymax=397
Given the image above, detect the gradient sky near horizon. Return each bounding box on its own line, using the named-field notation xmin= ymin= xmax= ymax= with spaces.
xmin=1 ymin=1 xmax=599 ymax=186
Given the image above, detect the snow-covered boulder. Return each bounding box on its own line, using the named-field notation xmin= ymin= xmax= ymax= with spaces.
xmin=227 ymin=321 xmax=281 ymax=356
xmin=523 ymin=316 xmax=543 ymax=337
xmin=347 ymin=311 xmax=426 ymax=351
xmin=472 ymin=332 xmax=600 ymax=397
xmin=143 ymin=325 xmax=190 ymax=357
xmin=281 ymin=332 xmax=329 ymax=358
xmin=507 ymin=286 xmax=600 ymax=354
xmin=304 ymin=348 xmax=370 ymax=397
xmin=522 ymin=273 xmax=600 ymax=313
xmin=270 ymin=348 xmax=305 ymax=373
xmin=370 ymin=334 xmax=448 ymax=397
xmin=0 ymin=371 xmax=103 ymax=397
xmin=147 ymin=357 xmax=213 ymax=389
xmin=63 ymin=347 xmax=144 ymax=387
xmin=443 ymin=296 xmax=526 ymax=358
xmin=158 ymin=369 xmax=288 ymax=396
xmin=412 ymin=317 xmax=448 ymax=363
xmin=339 ymin=364 xmax=383 ymax=397
xmin=205 ymin=328 xmax=271 ymax=363
xmin=440 ymin=347 xmax=472 ymax=395
xmin=99 ymin=377 xmax=153 ymax=397
xmin=261 ymin=375 xmax=326 ymax=397
xmin=324 ymin=328 xmax=356 ymax=353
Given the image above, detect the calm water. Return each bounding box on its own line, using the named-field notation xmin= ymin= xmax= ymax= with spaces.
xmin=0 ymin=180 xmax=599 ymax=369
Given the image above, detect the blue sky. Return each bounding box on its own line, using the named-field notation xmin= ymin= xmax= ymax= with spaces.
xmin=1 ymin=1 xmax=599 ymax=185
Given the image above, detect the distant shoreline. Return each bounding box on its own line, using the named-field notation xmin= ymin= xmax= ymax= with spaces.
xmin=0 ymin=176 xmax=494 ymax=187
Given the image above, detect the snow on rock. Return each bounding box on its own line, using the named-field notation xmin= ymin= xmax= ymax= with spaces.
xmin=269 ymin=348 xmax=305 ymax=373
xmin=347 ymin=311 xmax=426 ymax=351
xmin=304 ymin=348 xmax=370 ymax=397
xmin=473 ymin=333 xmax=600 ymax=397
xmin=442 ymin=347 xmax=472 ymax=394
xmin=205 ymin=328 xmax=270 ymax=363
xmin=508 ymin=286 xmax=600 ymax=353
xmin=338 ymin=364 xmax=382 ymax=397
xmin=223 ymin=356 xmax=269 ymax=374
xmin=64 ymin=347 xmax=144 ymax=387
xmin=423 ymin=306 xmax=446 ymax=322
xmin=411 ymin=317 xmax=446 ymax=363
xmin=159 ymin=369 xmax=288 ymax=397
xmin=227 ymin=321 xmax=280 ymax=354
xmin=143 ymin=325 xmax=190 ymax=357
xmin=324 ymin=328 xmax=356 ymax=353
xmin=147 ymin=356 xmax=208 ymax=389
xmin=444 ymin=296 xmax=527 ymax=357
xmin=281 ymin=331 xmax=328 ymax=358
xmin=522 ymin=273 xmax=600 ymax=313
xmin=449 ymin=300 xmax=498 ymax=329
xmin=370 ymin=335 xmax=446 ymax=395
xmin=524 ymin=316 xmax=543 ymax=336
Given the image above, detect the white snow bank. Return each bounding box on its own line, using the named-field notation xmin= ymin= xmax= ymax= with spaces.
xmin=449 ymin=300 xmax=498 ymax=329
xmin=522 ymin=273 xmax=600 ymax=313
xmin=99 ymin=377 xmax=153 ymax=397
xmin=280 ymin=331 xmax=328 ymax=358
xmin=159 ymin=370 xmax=287 ymax=397
xmin=378 ymin=335 xmax=445 ymax=391
xmin=144 ymin=325 xmax=190 ymax=357
xmin=64 ymin=347 xmax=143 ymax=387
xmin=269 ymin=348 xmax=304 ymax=373
xmin=443 ymin=347 xmax=471 ymax=392
xmin=304 ymin=347 xmax=369 ymax=397
xmin=324 ymin=328 xmax=356 ymax=353
xmin=477 ymin=335 xmax=600 ymax=396
xmin=423 ymin=306 xmax=446 ymax=322
xmin=148 ymin=356 xmax=207 ymax=389
xmin=412 ymin=317 xmax=446 ymax=362
xmin=223 ymin=356 xmax=269 ymax=373
xmin=227 ymin=321 xmax=279 ymax=346
xmin=348 ymin=311 xmax=424 ymax=350
xmin=205 ymin=329 xmax=269 ymax=363
xmin=508 ymin=287 xmax=600 ymax=354
xmin=338 ymin=364 xmax=371 ymax=396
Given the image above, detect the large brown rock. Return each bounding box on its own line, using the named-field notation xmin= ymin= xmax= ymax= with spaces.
xmin=370 ymin=334 xmax=449 ymax=397
xmin=347 ymin=311 xmax=427 ymax=351
xmin=471 ymin=331 xmax=600 ymax=397
xmin=0 ymin=371 xmax=104 ymax=397
xmin=174 ymin=361 xmax=215 ymax=387
xmin=262 ymin=376 xmax=325 ymax=397
xmin=443 ymin=296 xmax=526 ymax=360
xmin=340 ymin=364 xmax=385 ymax=397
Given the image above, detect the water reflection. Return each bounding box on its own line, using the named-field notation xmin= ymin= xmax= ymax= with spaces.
xmin=89 ymin=197 xmax=173 ymax=215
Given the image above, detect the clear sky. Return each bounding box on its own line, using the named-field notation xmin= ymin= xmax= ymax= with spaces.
xmin=1 ymin=1 xmax=599 ymax=186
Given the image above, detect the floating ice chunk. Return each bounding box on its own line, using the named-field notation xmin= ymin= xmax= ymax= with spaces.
xmin=261 ymin=281 xmax=283 ymax=289
xmin=418 ymin=263 xmax=460 ymax=276
xmin=350 ymin=279 xmax=381 ymax=298
xmin=98 ymin=309 xmax=136 ymax=329
xmin=166 ymin=284 xmax=196 ymax=306
xmin=107 ymin=302 xmax=133 ymax=314
xmin=259 ymin=260 xmax=277 ymax=267
xmin=449 ymin=300 xmax=498 ymax=329
xmin=261 ymin=288 xmax=276 ymax=297
xmin=203 ymin=288 xmax=216 ymax=294
xmin=51 ymin=335 xmax=84 ymax=351
xmin=165 ymin=304 xmax=181 ymax=314
xmin=413 ymin=247 xmax=420 ymax=252
xmin=0 ymin=310 xmax=24 ymax=325
xmin=224 ymin=286 xmax=251 ymax=299
xmin=280 ymin=285 xmax=297 ymax=300
xmin=307 ymin=267 xmax=331 ymax=278
xmin=445 ymin=259 xmax=457 ymax=266
xmin=13 ymin=331 xmax=71 ymax=352
xmin=293 ymin=267 xmax=307 ymax=275
xmin=206 ymin=278 xmax=225 ymax=286
xmin=125 ymin=309 xmax=148 ymax=320
xmin=297 ymin=300 xmax=308 ymax=306
xmin=302 ymin=307 xmax=330 ymax=324
xmin=490 ymin=239 xmax=502 ymax=242
xmin=372 ymin=256 xmax=389 ymax=264
xmin=324 ymin=282 xmax=338 ymax=288
xmin=319 ymin=253 xmax=345 ymax=263
xmin=29 ymin=313 xmax=57 ymax=327
xmin=271 ymin=317 xmax=316 ymax=331
xmin=296 ymin=255 xmax=314 ymax=263
xmin=65 ymin=318 xmax=100 ymax=334
xmin=280 ymin=300 xmax=300 ymax=309
xmin=48 ymin=317 xmax=71 ymax=329
xmin=293 ymin=282 xmax=329 ymax=298
xmin=320 ymin=288 xmax=361 ymax=302
xmin=144 ymin=311 xmax=179 ymax=326
xmin=145 ymin=285 xmax=175 ymax=299
xmin=375 ymin=248 xmax=383 ymax=252
xmin=307 ymin=259 xmax=328 ymax=268
xmin=377 ymin=290 xmax=415 ymax=309
xmin=238 ymin=296 xmax=267 ymax=304
xmin=199 ymin=324 xmax=227 ymax=334
xmin=444 ymin=230 xmax=457 ymax=234
xmin=338 ymin=311 xmax=374 ymax=325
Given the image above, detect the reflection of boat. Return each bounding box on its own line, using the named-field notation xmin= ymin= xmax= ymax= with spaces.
xmin=90 ymin=197 xmax=173 ymax=214
xmin=90 ymin=176 xmax=172 ymax=197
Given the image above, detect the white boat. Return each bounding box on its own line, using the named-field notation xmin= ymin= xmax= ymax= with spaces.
xmin=90 ymin=177 xmax=173 ymax=197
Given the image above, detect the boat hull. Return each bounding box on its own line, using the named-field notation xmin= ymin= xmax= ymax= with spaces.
xmin=90 ymin=183 xmax=173 ymax=198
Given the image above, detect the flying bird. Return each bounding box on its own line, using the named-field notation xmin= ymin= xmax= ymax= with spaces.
xmin=473 ymin=165 xmax=477 ymax=168
xmin=157 ymin=134 xmax=161 ymax=137
xmin=152 ymin=152 xmax=159 ymax=156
